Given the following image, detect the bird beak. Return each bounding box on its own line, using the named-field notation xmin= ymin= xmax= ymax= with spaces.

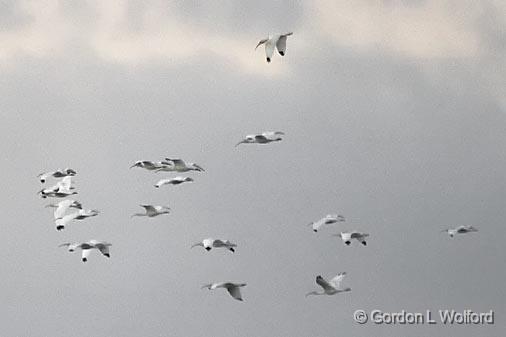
xmin=255 ymin=40 xmax=265 ymax=50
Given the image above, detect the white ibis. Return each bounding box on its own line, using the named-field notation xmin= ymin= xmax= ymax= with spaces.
xmin=255 ymin=32 xmax=293 ymax=63
xmin=59 ymin=240 xmax=111 ymax=262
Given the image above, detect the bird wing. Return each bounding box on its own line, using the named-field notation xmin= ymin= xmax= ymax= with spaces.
xmin=329 ymin=272 xmax=346 ymax=289
xmin=276 ymin=35 xmax=288 ymax=55
xmin=95 ymin=243 xmax=110 ymax=256
xmin=165 ymin=158 xmax=185 ymax=169
xmin=265 ymin=40 xmax=275 ymax=60
xmin=192 ymin=163 xmax=205 ymax=172
xmin=262 ymin=131 xmax=284 ymax=140
xmin=56 ymin=176 xmax=73 ymax=191
xmin=316 ymin=276 xmax=335 ymax=292
xmin=141 ymin=205 xmax=157 ymax=215
xmin=350 ymin=232 xmax=368 ymax=239
xmin=255 ymin=38 xmax=268 ymax=50
xmin=255 ymin=135 xmax=269 ymax=142
xmin=226 ymin=285 xmax=244 ymax=301
xmin=55 ymin=212 xmax=79 ymax=228
xmin=75 ymin=209 xmax=99 ymax=219
xmin=54 ymin=200 xmax=73 ymax=219
xmin=213 ymin=239 xmax=235 ymax=247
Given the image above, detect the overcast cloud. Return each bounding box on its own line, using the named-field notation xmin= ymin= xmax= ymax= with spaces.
xmin=0 ymin=1 xmax=505 ymax=336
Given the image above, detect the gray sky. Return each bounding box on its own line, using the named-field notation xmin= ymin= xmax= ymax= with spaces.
xmin=1 ymin=1 xmax=505 ymax=336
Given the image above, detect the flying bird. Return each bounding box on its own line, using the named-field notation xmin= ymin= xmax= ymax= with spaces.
xmin=59 ymin=240 xmax=111 ymax=262
xmin=191 ymin=238 xmax=237 ymax=253
xmin=156 ymin=158 xmax=205 ymax=172
xmin=130 ymin=160 xmax=168 ymax=171
xmin=305 ymin=273 xmax=351 ymax=297
xmin=441 ymin=225 xmax=478 ymax=238
xmin=255 ymin=32 xmax=293 ymax=63
xmin=202 ymin=282 xmax=246 ymax=301
xmin=154 ymin=176 xmax=194 ymax=188
xmin=131 ymin=205 xmax=171 ymax=218
xmin=54 ymin=209 xmax=99 ymax=231
xmin=334 ymin=231 xmax=369 ymax=246
xmin=309 ymin=214 xmax=345 ymax=232
xmin=235 ymin=131 xmax=285 ymax=147
xmin=46 ymin=199 xmax=82 ymax=219
xmin=38 ymin=176 xmax=76 ymax=198
xmin=38 ymin=168 xmax=76 ymax=183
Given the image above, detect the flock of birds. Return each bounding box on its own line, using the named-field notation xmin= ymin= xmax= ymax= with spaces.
xmin=36 ymin=32 xmax=479 ymax=302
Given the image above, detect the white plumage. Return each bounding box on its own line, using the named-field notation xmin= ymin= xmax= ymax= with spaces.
xmin=441 ymin=225 xmax=478 ymax=238
xmin=38 ymin=176 xmax=77 ymax=198
xmin=191 ymin=238 xmax=237 ymax=253
xmin=54 ymin=209 xmax=99 ymax=231
xmin=334 ymin=231 xmax=369 ymax=246
xmin=305 ymin=273 xmax=351 ymax=297
xmin=154 ymin=176 xmax=194 ymax=188
xmin=38 ymin=168 xmax=76 ymax=183
xmin=46 ymin=199 xmax=82 ymax=219
xmin=131 ymin=205 xmax=171 ymax=217
xmin=236 ymin=131 xmax=285 ymax=147
xmin=59 ymin=240 xmax=111 ymax=262
xmin=156 ymin=158 xmax=205 ymax=172
xmin=130 ymin=160 xmax=168 ymax=171
xmin=309 ymin=214 xmax=345 ymax=232
xmin=255 ymin=32 xmax=293 ymax=63
xmin=202 ymin=282 xmax=247 ymax=301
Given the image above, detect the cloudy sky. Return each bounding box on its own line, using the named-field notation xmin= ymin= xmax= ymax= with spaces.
xmin=1 ymin=1 xmax=505 ymax=336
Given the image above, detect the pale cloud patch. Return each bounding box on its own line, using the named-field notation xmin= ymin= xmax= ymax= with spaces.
xmin=309 ymin=0 xmax=487 ymax=59
xmin=0 ymin=0 xmax=291 ymax=76
xmin=0 ymin=0 xmax=70 ymax=62
xmin=87 ymin=1 xmax=289 ymax=76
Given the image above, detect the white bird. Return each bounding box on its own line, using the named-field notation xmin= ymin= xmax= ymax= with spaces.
xmin=38 ymin=176 xmax=76 ymax=198
xmin=255 ymin=32 xmax=293 ymax=63
xmin=191 ymin=238 xmax=237 ymax=253
xmin=202 ymin=282 xmax=247 ymax=301
xmin=334 ymin=231 xmax=369 ymax=246
xmin=309 ymin=214 xmax=345 ymax=232
xmin=235 ymin=131 xmax=285 ymax=147
xmin=156 ymin=158 xmax=205 ymax=172
xmin=38 ymin=168 xmax=76 ymax=183
xmin=46 ymin=199 xmax=82 ymax=219
xmin=441 ymin=225 xmax=478 ymax=238
xmin=131 ymin=205 xmax=171 ymax=218
xmin=59 ymin=240 xmax=111 ymax=262
xmin=154 ymin=176 xmax=194 ymax=188
xmin=130 ymin=160 xmax=168 ymax=171
xmin=54 ymin=209 xmax=99 ymax=231
xmin=305 ymin=273 xmax=351 ymax=297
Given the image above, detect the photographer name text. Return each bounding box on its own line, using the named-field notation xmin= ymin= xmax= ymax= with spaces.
xmin=353 ymin=309 xmax=494 ymax=325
